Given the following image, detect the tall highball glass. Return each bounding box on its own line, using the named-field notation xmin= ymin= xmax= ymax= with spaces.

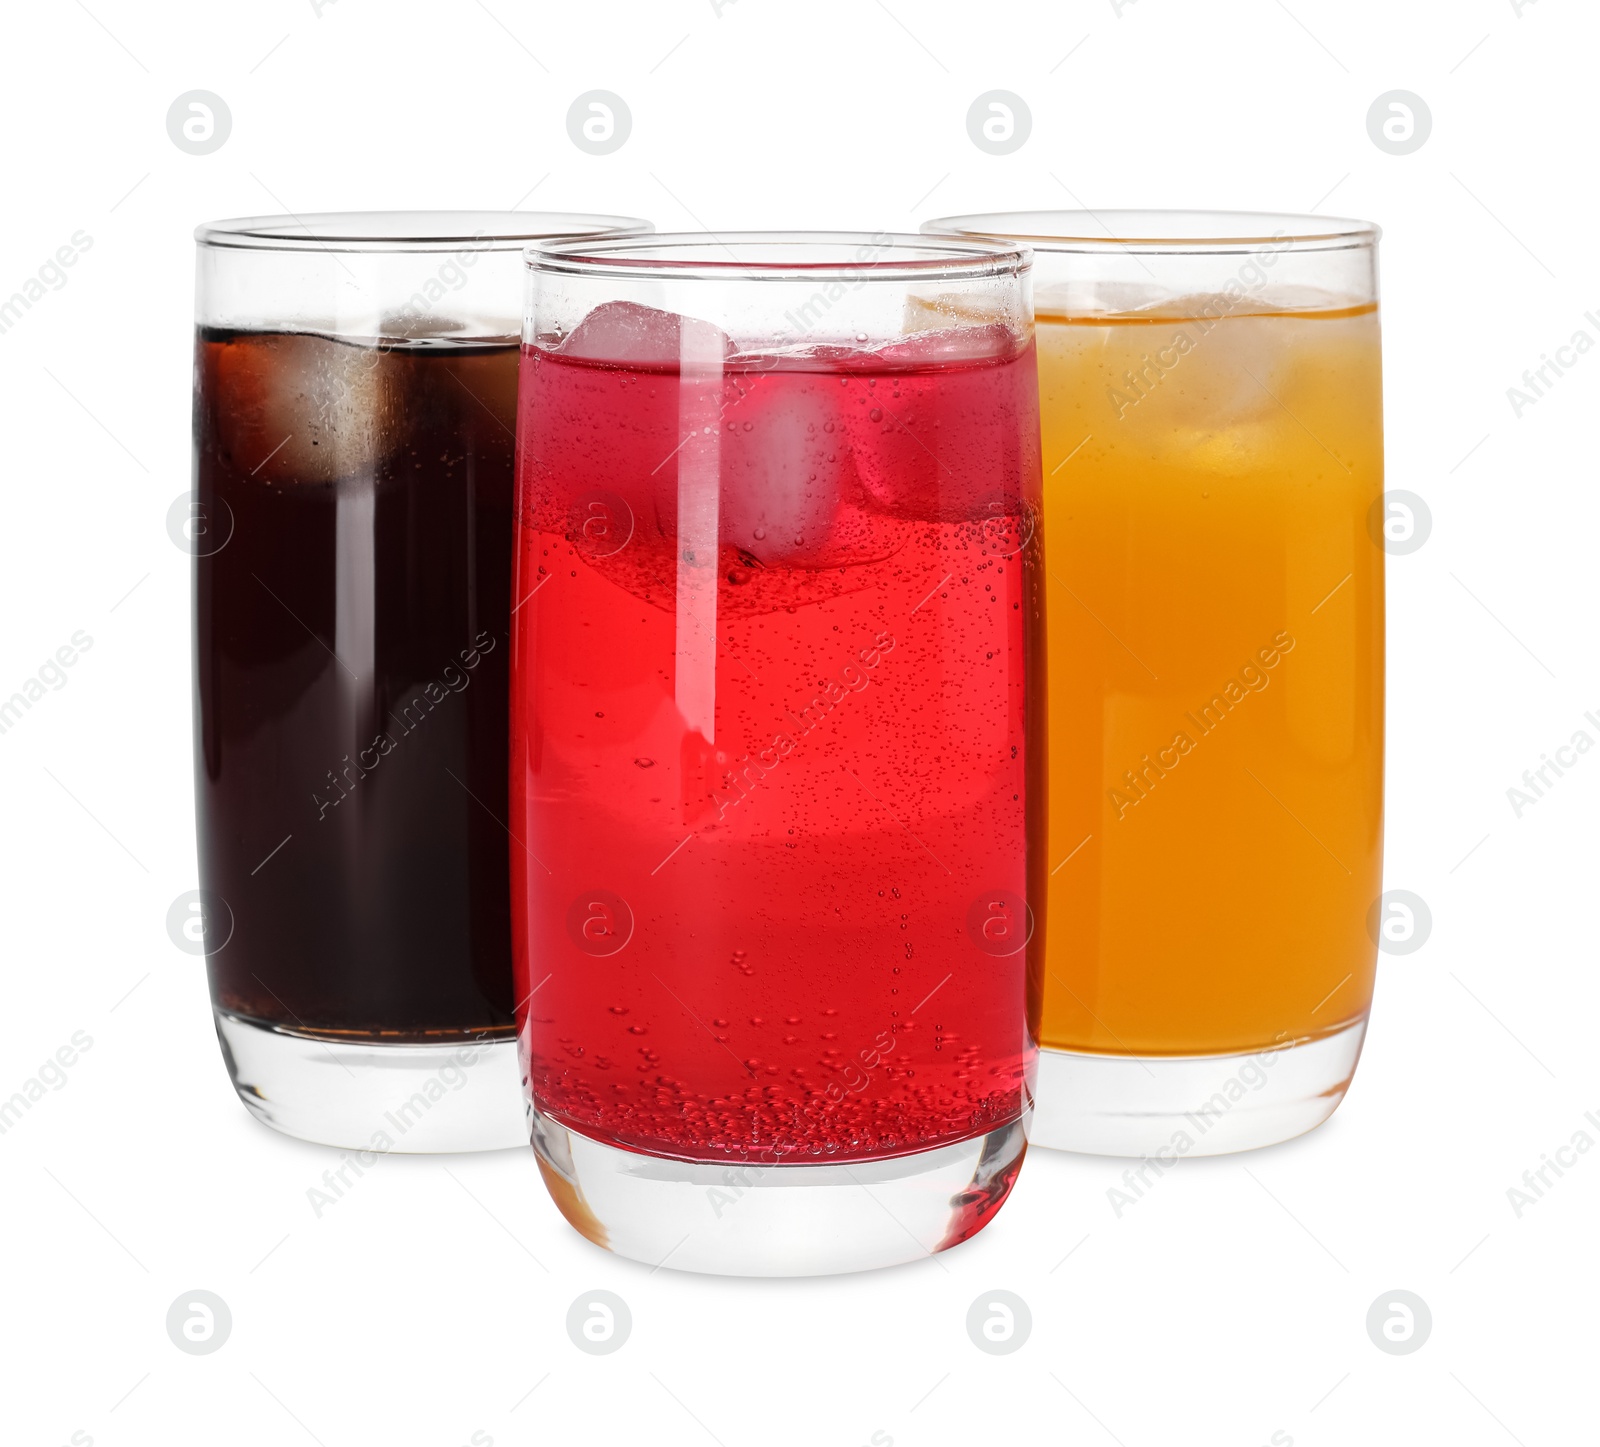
xmin=927 ymin=211 xmax=1384 ymax=1156
xmin=511 ymin=232 xmax=1045 ymax=1272
xmin=192 ymin=212 xmax=649 ymax=1152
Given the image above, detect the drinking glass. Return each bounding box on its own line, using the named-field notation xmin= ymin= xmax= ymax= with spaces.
xmin=191 ymin=211 xmax=649 ymax=1152
xmin=926 ymin=211 xmax=1383 ymax=1155
xmin=511 ymin=232 xmax=1044 ymax=1273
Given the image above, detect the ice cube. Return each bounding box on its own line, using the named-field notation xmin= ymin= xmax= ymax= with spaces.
xmin=843 ymin=326 xmax=1034 ymax=523
xmin=558 ymin=300 xmax=736 ymax=366
xmin=843 ymin=353 xmax=966 ymax=522
xmin=1148 ymin=304 xmax=1285 ymax=430
xmin=212 ymin=331 xmax=401 ymax=485
xmin=717 ymin=369 xmax=910 ymax=570
xmin=379 ymin=311 xmax=479 ymax=341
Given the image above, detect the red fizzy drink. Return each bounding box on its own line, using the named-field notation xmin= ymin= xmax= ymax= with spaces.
xmin=511 ymin=307 xmax=1044 ymax=1169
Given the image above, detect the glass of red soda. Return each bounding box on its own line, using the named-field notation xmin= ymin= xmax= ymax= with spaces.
xmin=512 ymin=232 xmax=1045 ymax=1273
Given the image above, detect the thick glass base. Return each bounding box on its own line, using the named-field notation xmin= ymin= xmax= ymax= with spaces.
xmin=214 ymin=1011 xmax=526 ymax=1153
xmin=530 ymin=1109 xmax=1030 ymax=1276
xmin=1030 ymin=1019 xmax=1368 ymax=1157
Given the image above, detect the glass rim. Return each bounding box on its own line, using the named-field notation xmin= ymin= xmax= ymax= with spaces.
xmin=924 ymin=209 xmax=1380 ymax=255
xmin=524 ymin=230 xmax=1033 ymax=283
xmin=193 ymin=210 xmax=652 ymax=254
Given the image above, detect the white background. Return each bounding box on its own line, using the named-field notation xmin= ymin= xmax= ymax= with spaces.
xmin=2 ymin=0 xmax=1596 ymax=1443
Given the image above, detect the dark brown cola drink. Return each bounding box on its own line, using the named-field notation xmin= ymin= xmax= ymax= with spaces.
xmin=189 ymin=213 xmax=648 ymax=1152
xmin=194 ymin=327 xmax=520 ymax=1040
